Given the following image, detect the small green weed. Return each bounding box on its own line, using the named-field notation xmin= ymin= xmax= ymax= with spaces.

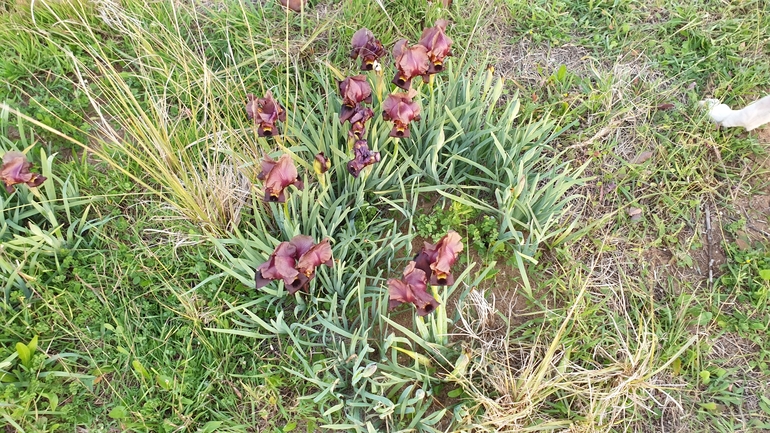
xmin=415 ymin=202 xmax=502 ymax=260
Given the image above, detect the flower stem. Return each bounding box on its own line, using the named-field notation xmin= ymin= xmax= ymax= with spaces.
xmin=393 ymin=138 xmax=399 ymax=159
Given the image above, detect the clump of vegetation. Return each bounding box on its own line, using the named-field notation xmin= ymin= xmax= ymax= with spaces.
xmin=2 ymin=0 xmax=770 ymax=431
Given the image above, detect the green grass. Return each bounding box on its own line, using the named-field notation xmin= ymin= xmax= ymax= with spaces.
xmin=1 ymin=0 xmax=770 ymax=431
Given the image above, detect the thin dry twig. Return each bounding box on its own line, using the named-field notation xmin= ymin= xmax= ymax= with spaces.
xmin=566 ymin=117 xmax=625 ymax=150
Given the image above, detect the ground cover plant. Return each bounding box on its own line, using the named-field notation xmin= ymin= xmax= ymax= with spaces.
xmin=1 ymin=0 xmax=769 ymax=431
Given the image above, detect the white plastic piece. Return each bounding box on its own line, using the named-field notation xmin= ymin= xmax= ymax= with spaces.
xmin=699 ymin=95 xmax=770 ymax=131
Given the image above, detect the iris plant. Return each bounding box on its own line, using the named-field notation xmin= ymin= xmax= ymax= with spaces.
xmin=339 ymin=74 xmax=380 ymax=176
xmin=250 ymin=21 xmax=461 ymax=312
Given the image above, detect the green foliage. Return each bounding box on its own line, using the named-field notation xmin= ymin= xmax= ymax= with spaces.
xmin=0 ymin=9 xmax=107 ymax=152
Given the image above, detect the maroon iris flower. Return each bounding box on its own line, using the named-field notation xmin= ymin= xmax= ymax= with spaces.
xmin=392 ymin=39 xmax=430 ymax=91
xmin=1 ymin=151 xmax=46 ymax=193
xmin=350 ymin=28 xmax=387 ymax=71
xmin=246 ymin=91 xmax=287 ymax=137
xmin=339 ymin=76 xmax=373 ymax=124
xmin=257 ymin=153 xmax=303 ymax=202
xmin=256 ymin=235 xmax=333 ymax=294
xmin=382 ymin=89 xmax=421 ymax=138
xmin=347 ymin=140 xmax=380 ymax=178
xmin=388 ymin=261 xmax=440 ymax=316
xmin=418 ymin=20 xmax=453 ymax=77
xmin=413 ymin=230 xmax=463 ymax=285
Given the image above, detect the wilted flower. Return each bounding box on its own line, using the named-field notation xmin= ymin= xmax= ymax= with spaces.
xmin=255 ymin=235 xmax=333 ymax=294
xmin=257 ymin=153 xmax=303 ymax=202
xmin=382 ymin=89 xmax=421 ymax=138
xmin=392 ymin=39 xmax=430 ymax=91
xmin=1 ymin=151 xmax=46 ymax=193
xmin=347 ymin=140 xmax=380 ymax=178
xmin=347 ymin=106 xmax=374 ymax=140
xmin=246 ymin=91 xmax=287 ymax=137
xmin=313 ymin=152 xmax=331 ymax=175
xmin=339 ymin=76 xmax=373 ymax=123
xmin=350 ymin=28 xmax=387 ymax=71
xmin=414 ymin=230 xmax=463 ymax=285
xmin=388 ymin=261 xmax=440 ymax=316
xmin=418 ymin=20 xmax=453 ymax=76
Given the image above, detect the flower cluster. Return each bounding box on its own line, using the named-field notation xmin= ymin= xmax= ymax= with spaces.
xmin=255 ymin=235 xmax=333 ymax=294
xmin=382 ymin=20 xmax=452 ymax=138
xmin=339 ymin=72 xmax=380 ymax=177
xmin=388 ymin=231 xmax=463 ymax=315
xmin=1 ymin=151 xmax=46 ymax=193
xmin=391 ymin=20 xmax=453 ymax=91
xmin=248 ymin=23 xmax=457 ymax=308
xmin=339 ymin=75 xmax=374 ymax=141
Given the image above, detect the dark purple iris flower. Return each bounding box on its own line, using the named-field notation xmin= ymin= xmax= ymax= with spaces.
xmin=339 ymin=75 xmax=373 ymax=124
xmin=391 ymin=39 xmax=430 ymax=91
xmin=418 ymin=20 xmax=453 ymax=79
xmin=346 ymin=140 xmax=380 ymax=178
xmin=382 ymin=89 xmax=421 ymax=138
